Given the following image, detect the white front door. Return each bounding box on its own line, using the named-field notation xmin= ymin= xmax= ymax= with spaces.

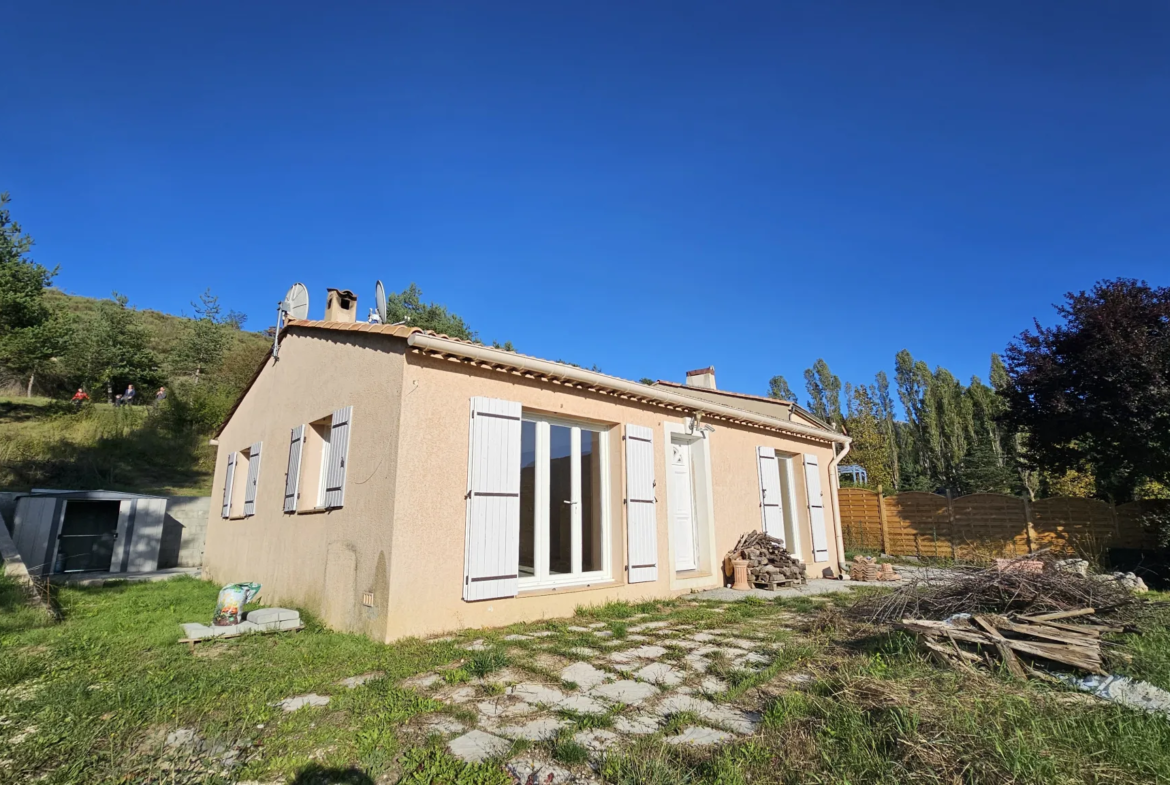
xmin=669 ymin=440 xmax=698 ymax=571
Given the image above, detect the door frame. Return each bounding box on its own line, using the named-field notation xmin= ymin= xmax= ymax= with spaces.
xmin=662 ymin=420 xmax=719 ymax=592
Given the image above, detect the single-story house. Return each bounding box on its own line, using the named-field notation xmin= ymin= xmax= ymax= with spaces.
xmin=202 ymin=292 xmax=852 ymax=641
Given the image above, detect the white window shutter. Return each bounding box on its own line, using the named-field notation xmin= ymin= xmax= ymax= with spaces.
xmin=756 ymin=447 xmax=784 ymax=542
xmin=625 ymin=424 xmax=658 ymax=584
xmin=284 ymin=425 xmax=305 ymax=513
xmin=221 ymin=452 xmax=237 ymax=518
xmin=803 ymin=453 xmax=829 ymax=562
xmin=323 ymin=407 xmax=352 ymax=509
xmin=243 ymin=442 xmax=263 ymax=516
xmin=463 ymin=397 xmax=522 ymax=601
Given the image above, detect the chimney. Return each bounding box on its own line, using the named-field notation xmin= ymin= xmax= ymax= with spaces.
xmin=685 ymin=366 xmax=716 ymax=390
xmin=324 ymin=288 xmax=358 ymax=323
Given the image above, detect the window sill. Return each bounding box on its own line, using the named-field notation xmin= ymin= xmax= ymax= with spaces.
xmin=227 ymin=515 xmax=248 ymax=521
xmin=294 ymin=507 xmax=332 ymax=515
xmin=518 ymin=578 xmax=615 ymax=599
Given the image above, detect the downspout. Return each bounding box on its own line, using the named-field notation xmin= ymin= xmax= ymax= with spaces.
xmin=827 ymin=438 xmax=852 ymax=572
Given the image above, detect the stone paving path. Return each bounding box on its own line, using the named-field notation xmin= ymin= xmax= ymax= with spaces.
xmin=388 ymin=602 xmax=801 ymax=782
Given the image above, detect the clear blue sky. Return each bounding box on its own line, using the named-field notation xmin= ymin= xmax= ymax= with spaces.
xmin=4 ymin=1 xmax=1167 ymax=401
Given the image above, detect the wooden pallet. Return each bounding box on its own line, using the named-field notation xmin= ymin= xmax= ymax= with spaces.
xmin=178 ymin=625 xmax=303 ymax=653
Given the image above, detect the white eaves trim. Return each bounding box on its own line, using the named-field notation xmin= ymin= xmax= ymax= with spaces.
xmin=405 ymin=334 xmax=850 ymax=446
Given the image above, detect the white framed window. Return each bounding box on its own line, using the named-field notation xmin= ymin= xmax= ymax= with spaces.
xmin=518 ymin=413 xmax=611 ymax=589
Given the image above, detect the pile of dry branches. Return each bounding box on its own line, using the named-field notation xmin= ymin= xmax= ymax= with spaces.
xmin=901 ymin=608 xmax=1129 ymax=677
xmin=850 ymin=552 xmax=1141 ymax=625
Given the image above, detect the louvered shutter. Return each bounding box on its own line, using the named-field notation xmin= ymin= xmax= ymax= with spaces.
xmin=756 ymin=447 xmax=784 ymax=540
xmin=463 ymin=397 xmax=522 ymax=601
xmin=625 ymin=424 xmax=658 ymax=584
xmin=221 ymin=452 xmax=237 ymax=518
xmin=323 ymin=406 xmax=352 ymax=509
xmin=283 ymin=425 xmax=305 ymax=513
xmin=243 ymin=442 xmax=263 ymax=516
xmin=803 ymin=453 xmax=829 ymax=562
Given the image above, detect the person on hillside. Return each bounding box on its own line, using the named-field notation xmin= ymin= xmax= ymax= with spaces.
xmin=154 ymin=386 xmax=167 ymax=406
xmin=121 ymin=384 xmax=136 ymax=406
xmin=70 ymin=388 xmax=89 ymax=410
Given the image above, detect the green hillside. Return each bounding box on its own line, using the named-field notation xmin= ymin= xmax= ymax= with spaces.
xmin=0 ymin=290 xmax=271 ymax=495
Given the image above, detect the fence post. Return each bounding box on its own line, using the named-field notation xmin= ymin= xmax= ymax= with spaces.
xmin=945 ymin=489 xmax=958 ymax=559
xmin=876 ymin=485 xmax=890 ymax=555
xmin=1023 ymin=497 xmax=1036 ymax=554
xmin=1109 ymin=501 xmax=1121 ymax=545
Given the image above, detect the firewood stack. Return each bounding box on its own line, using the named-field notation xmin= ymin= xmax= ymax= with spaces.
xmin=728 ymin=531 xmax=806 ymax=590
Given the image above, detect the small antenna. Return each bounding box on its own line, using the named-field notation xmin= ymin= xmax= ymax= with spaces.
xmin=374 ymin=280 xmax=387 ymax=324
xmin=274 ymin=283 xmax=310 ymax=359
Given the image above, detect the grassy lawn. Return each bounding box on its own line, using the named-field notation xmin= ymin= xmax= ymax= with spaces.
xmin=2 ymin=571 xmax=1170 ymax=785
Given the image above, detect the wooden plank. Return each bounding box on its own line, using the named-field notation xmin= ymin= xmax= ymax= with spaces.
xmin=1019 ymin=608 xmax=1096 ymax=622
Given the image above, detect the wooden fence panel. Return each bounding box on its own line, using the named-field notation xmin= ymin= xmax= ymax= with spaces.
xmin=951 ymin=493 xmax=1029 ymax=559
xmin=839 ymin=489 xmax=1166 ymax=560
xmin=839 ymin=488 xmax=883 ymax=552
xmin=1115 ymin=500 xmax=1169 ymax=550
xmin=1031 ymin=497 xmax=1115 ymax=555
xmin=884 ymin=492 xmax=952 ymax=558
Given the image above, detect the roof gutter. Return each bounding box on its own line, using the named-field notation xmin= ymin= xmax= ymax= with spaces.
xmin=406 ymin=333 xmax=850 ymax=445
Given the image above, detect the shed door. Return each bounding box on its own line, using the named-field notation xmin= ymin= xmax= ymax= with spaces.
xmin=804 ymin=454 xmax=830 ymax=562
xmin=13 ymin=497 xmax=64 ymax=577
xmin=624 ymin=424 xmax=658 ymax=584
xmin=756 ymin=447 xmax=785 ymax=541
xmin=463 ymin=397 xmax=522 ymax=601
xmin=56 ymin=500 xmax=121 ymax=573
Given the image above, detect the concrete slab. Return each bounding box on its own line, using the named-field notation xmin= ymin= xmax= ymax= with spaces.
xmin=402 ymin=673 xmax=441 ymax=690
xmin=508 ymin=683 xmax=565 ymax=706
xmin=654 ymin=694 xmax=715 ymax=717
xmin=529 ymin=631 xmax=557 ymax=638
xmin=613 ymin=713 xmax=661 ymax=735
xmin=561 ymin=662 xmax=610 ymax=690
xmin=665 ymin=726 xmax=734 ymax=746
xmin=708 ymin=706 xmax=761 ymax=735
xmin=627 ymin=621 xmax=671 ymax=632
xmin=448 ymin=729 xmax=510 ymax=763
xmin=245 ymin=607 xmax=299 ymax=624
xmin=273 ymin=694 xmax=330 ymax=712
xmin=462 ymin=639 xmax=490 ymax=651
xmin=495 ymin=717 xmax=567 ymax=741
xmin=504 ymin=634 xmax=532 ymax=641
xmin=505 ymin=759 xmax=577 ymax=785
xmin=589 ymin=680 xmax=658 ymax=705
xmin=337 ymin=672 xmax=383 ymax=689
xmin=574 ymin=728 xmax=620 ymax=754
xmin=691 ymin=579 xmax=856 ymax=602
xmin=55 ymin=567 xmax=200 ymax=586
xmin=609 ymin=645 xmax=667 ymax=663
xmin=422 ymin=716 xmax=466 ymax=735
xmin=699 ymin=677 xmax=728 ymax=694
xmin=634 ymin=662 xmax=684 ymax=687
xmin=592 ymin=630 xmax=613 ymax=638
xmin=587 ymin=622 xmax=608 ymax=629
xmin=557 ymin=694 xmax=609 ymax=715
xmin=567 ymin=647 xmax=599 ymax=658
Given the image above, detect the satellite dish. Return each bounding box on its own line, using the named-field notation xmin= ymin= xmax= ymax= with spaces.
xmin=284 ymin=283 xmax=309 ymax=320
xmin=274 ymin=282 xmax=310 ymax=359
xmin=374 ymin=280 xmax=387 ymax=324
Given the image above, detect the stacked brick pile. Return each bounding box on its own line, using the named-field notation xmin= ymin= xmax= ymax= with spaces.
xmin=850 ymin=555 xmax=901 ymax=582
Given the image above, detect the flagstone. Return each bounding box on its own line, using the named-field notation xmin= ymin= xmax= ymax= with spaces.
xmin=613 ymin=713 xmax=661 ymax=735
xmin=589 ymin=680 xmax=659 ymax=705
xmin=448 ymin=729 xmax=510 ymax=763
xmin=496 ymin=717 xmax=568 ymax=741
xmin=507 ymin=683 xmax=565 ymax=705
xmin=634 ymin=662 xmax=684 ymax=687
xmin=665 ymin=726 xmax=733 ymax=746
xmin=561 ymin=662 xmax=611 ymax=690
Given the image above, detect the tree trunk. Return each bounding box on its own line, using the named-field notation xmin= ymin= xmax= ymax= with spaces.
xmin=107 ymin=381 xmax=113 ymax=405
xmin=26 ymin=373 xmax=34 ymax=397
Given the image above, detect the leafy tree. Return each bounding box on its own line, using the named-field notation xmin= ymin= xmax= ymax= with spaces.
xmin=0 ymin=192 xmax=63 ymax=393
xmin=172 ymin=290 xmax=231 ymax=382
xmin=1004 ymin=278 xmax=1170 ymax=501
xmin=638 ymin=377 xmax=654 ymax=385
xmin=843 ymin=384 xmax=894 ymax=490
xmin=872 ymin=371 xmax=900 ymax=489
xmin=767 ymin=375 xmax=796 ymax=401
xmin=490 ymin=340 xmax=516 ymax=352
xmin=803 ymin=359 xmax=842 ymax=427
xmin=385 ymin=283 xmax=475 ymax=340
xmin=65 ymin=293 xmax=163 ymax=402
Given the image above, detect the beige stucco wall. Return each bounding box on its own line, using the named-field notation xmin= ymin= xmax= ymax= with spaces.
xmin=201 ymin=328 xmax=406 ymax=639
xmin=386 ymin=352 xmax=842 ymax=640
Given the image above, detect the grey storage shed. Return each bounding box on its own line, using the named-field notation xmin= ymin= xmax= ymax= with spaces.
xmin=11 ymin=490 xmax=169 ymax=577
